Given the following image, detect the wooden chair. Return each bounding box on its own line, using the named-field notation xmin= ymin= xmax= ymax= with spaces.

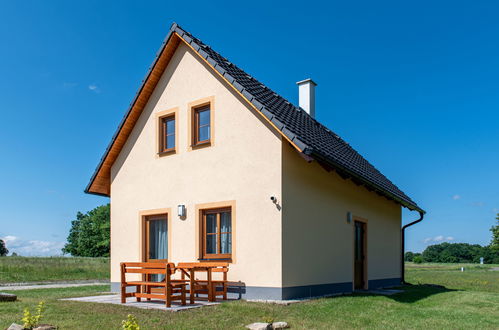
xmin=120 ymin=262 xmax=186 ymax=307
xmin=177 ymin=262 xmax=229 ymax=301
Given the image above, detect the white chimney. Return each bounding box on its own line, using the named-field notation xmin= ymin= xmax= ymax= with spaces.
xmin=296 ymin=78 xmax=317 ymax=117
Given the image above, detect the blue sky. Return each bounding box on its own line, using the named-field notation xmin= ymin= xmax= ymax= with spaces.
xmin=0 ymin=1 xmax=497 ymax=256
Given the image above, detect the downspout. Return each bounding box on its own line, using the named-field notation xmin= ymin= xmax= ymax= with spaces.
xmin=401 ymin=211 xmax=424 ymax=284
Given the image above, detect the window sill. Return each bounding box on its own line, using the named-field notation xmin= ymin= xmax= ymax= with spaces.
xmin=198 ymin=257 xmax=232 ymax=263
xmin=191 ymin=141 xmax=211 ymax=150
xmin=157 ymin=149 xmax=176 ymax=157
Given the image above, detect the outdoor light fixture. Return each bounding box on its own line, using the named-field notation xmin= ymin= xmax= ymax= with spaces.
xmin=346 ymin=211 xmax=352 ymax=223
xmin=178 ymin=205 xmax=186 ymax=218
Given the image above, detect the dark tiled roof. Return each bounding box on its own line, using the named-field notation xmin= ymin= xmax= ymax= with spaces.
xmin=172 ymin=23 xmax=423 ymax=213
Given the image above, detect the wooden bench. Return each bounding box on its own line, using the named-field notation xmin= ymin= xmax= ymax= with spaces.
xmin=120 ymin=262 xmax=186 ymax=307
xmin=177 ymin=262 xmax=229 ymax=301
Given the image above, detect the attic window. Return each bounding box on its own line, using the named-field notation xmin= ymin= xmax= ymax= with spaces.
xmin=194 ymin=106 xmax=210 ymax=145
xmin=160 ymin=115 xmax=176 ymax=152
xmin=189 ymin=96 xmax=214 ymax=150
xmin=156 ymin=108 xmax=178 ymax=156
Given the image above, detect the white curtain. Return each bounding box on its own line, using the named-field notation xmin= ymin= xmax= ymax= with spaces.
xmin=149 ymin=218 xmax=167 ymax=281
xmin=150 ymin=219 xmax=167 ymax=260
xmin=220 ymin=212 xmax=231 ymax=254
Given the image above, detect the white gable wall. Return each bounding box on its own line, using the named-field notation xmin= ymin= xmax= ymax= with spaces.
xmin=110 ymin=42 xmax=283 ymax=288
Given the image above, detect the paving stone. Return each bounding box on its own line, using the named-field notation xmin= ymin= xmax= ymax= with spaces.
xmin=245 ymin=322 xmax=272 ymax=330
xmin=272 ymin=321 xmax=289 ymax=329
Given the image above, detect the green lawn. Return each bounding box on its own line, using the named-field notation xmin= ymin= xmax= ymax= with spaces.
xmin=0 ymin=257 xmax=109 ymax=284
xmin=0 ymin=262 xmax=498 ymax=329
xmin=406 ymin=262 xmax=499 ymax=292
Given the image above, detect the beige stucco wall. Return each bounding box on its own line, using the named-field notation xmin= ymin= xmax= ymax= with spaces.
xmin=281 ymin=142 xmax=402 ymax=288
xmin=110 ymin=42 xmax=283 ymax=287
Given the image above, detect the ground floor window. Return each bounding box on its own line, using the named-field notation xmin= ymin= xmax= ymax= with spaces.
xmin=201 ymin=207 xmax=232 ymax=259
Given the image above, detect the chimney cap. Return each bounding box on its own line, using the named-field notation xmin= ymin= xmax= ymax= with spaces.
xmin=296 ymin=78 xmax=317 ymax=86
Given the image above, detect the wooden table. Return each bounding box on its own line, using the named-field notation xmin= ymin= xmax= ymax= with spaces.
xmin=176 ymin=263 xmax=216 ymax=303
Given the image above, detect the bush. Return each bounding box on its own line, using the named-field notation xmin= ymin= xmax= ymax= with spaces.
xmin=405 ymin=252 xmax=422 ymax=262
xmin=122 ymin=314 xmax=140 ymax=330
xmin=413 ymin=256 xmax=423 ymax=264
xmin=21 ymin=301 xmax=45 ymax=329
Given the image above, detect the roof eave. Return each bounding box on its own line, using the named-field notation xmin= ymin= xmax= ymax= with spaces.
xmin=307 ymin=149 xmax=425 ymax=214
xmin=85 ymin=23 xmax=181 ymax=196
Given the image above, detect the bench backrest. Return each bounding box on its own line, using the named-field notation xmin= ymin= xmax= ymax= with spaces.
xmin=121 ymin=262 xmax=175 ymax=275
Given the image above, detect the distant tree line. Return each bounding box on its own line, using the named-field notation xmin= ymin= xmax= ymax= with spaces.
xmin=62 ymin=204 xmax=110 ymax=257
xmin=406 ymin=215 xmax=499 ymax=264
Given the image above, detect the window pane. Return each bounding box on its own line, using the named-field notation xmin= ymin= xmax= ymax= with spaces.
xmin=206 ymin=214 xmax=217 ymax=233
xmin=148 ymin=218 xmax=168 ymax=260
xmin=206 ymin=234 xmax=217 ymax=254
xmin=198 ymin=125 xmax=210 ymax=142
xmin=166 ymin=134 xmax=175 ymax=150
xmin=198 ymin=109 xmax=210 ymax=126
xmin=166 ymin=118 xmax=175 ymax=133
xmin=221 ymin=233 xmax=231 ymax=254
xmin=220 ymin=212 xmax=231 ymax=232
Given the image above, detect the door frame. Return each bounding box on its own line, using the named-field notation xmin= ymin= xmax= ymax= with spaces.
xmin=352 ymin=216 xmax=368 ymax=290
xmin=139 ymin=208 xmax=172 ymax=262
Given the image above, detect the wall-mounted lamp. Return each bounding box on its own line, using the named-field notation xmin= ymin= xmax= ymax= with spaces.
xmin=178 ymin=205 xmax=186 ymax=218
xmin=346 ymin=211 xmax=352 ymax=223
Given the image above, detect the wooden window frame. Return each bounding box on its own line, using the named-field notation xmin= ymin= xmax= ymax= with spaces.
xmin=188 ymin=96 xmax=215 ymax=151
xmin=156 ymin=108 xmax=178 ymax=157
xmin=195 ymin=201 xmax=235 ymax=262
xmin=139 ymin=208 xmax=172 ymax=262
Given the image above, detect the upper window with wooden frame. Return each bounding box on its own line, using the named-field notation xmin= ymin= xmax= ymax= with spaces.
xmin=156 ymin=108 xmax=178 ymax=156
xmin=189 ymin=97 xmax=214 ymax=150
xmin=201 ymin=207 xmax=232 ymax=260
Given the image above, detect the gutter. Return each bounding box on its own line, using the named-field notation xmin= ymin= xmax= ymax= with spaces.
xmin=401 ymin=211 xmax=425 ymax=284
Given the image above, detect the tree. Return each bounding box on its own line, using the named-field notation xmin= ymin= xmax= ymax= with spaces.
xmin=62 ymin=204 xmax=110 ymax=257
xmin=404 ymin=251 xmax=421 ymax=262
xmin=490 ymin=214 xmax=499 ymax=252
xmin=413 ymin=255 xmax=423 ymax=264
xmin=0 ymin=239 xmax=8 ymax=256
xmin=421 ymin=242 xmax=498 ymax=264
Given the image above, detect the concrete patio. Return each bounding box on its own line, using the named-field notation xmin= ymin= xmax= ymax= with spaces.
xmin=60 ymin=294 xmax=220 ymax=312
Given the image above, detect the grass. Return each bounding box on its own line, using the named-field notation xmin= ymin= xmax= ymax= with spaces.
xmin=0 ymin=262 xmax=498 ymax=329
xmin=405 ymin=262 xmax=499 ymax=292
xmin=0 ymin=257 xmax=109 ymax=284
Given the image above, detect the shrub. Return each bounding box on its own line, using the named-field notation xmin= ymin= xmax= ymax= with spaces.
xmin=122 ymin=314 xmax=140 ymax=330
xmin=405 ymin=252 xmax=422 ymax=262
xmin=413 ymin=256 xmax=423 ymax=264
xmin=21 ymin=301 xmax=45 ymax=329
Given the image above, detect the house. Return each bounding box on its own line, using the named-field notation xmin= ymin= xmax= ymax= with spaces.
xmin=85 ymin=23 xmax=425 ymax=300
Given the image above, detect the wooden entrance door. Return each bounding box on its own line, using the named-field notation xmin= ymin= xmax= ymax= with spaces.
xmin=354 ymin=220 xmax=367 ymax=290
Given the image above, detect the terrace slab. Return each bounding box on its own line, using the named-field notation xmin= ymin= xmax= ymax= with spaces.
xmin=60 ymin=294 xmax=220 ymax=312
xmin=0 ymin=282 xmax=108 ymax=291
